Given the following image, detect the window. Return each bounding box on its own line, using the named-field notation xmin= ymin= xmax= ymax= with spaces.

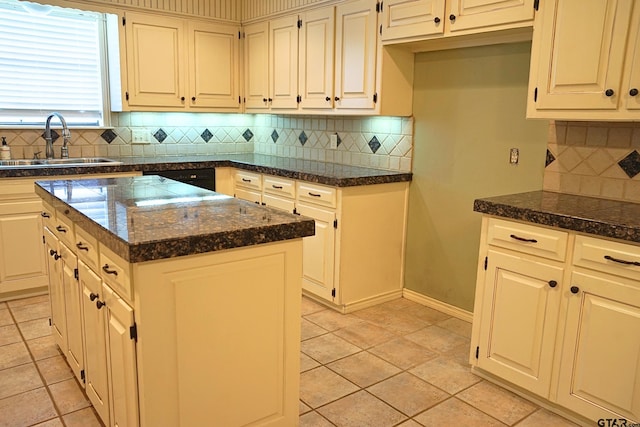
xmin=0 ymin=0 xmax=109 ymax=127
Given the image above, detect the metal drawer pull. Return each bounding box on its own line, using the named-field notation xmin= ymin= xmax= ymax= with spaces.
xmin=308 ymin=192 xmax=321 ymax=197
xmin=272 ymin=185 xmax=283 ymax=189
xmin=56 ymin=225 xmax=67 ymax=233
xmin=604 ymin=255 xmax=640 ymax=267
xmin=76 ymin=242 xmax=89 ymax=251
xmin=49 ymin=249 xmax=61 ymax=260
xmin=509 ymin=234 xmax=537 ymax=243
xmin=102 ymin=264 xmax=118 ymax=276
xmin=242 ymin=178 xmax=252 ymax=182
xmin=41 ymin=212 xmax=50 ymax=218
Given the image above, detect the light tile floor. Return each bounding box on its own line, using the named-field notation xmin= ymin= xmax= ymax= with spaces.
xmin=0 ymin=294 xmax=579 ymax=427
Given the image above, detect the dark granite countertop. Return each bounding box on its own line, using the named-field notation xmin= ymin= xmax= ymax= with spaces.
xmin=474 ymin=190 xmax=640 ymax=244
xmin=1 ymin=154 xmax=412 ymax=187
xmin=35 ymin=176 xmax=315 ymax=263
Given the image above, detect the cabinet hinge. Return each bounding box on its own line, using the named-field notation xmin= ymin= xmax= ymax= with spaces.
xmin=74 ymin=268 xmax=79 ymax=280
xmin=331 ymin=288 xmax=336 ymax=298
xmin=238 ymin=96 xmax=241 ymax=104
xmin=379 ymin=24 xmax=382 ymax=35
xmin=533 ymin=0 xmax=539 ymax=11
xmin=373 ymin=92 xmax=378 ymax=103
xmin=534 ymin=87 xmax=538 ymax=102
xmin=376 ymin=1 xmax=380 ymax=12
xmin=484 ymin=256 xmax=488 ymax=270
xmin=49 ymin=318 xmax=52 ymax=326
xmin=130 ymin=323 xmax=138 ymax=342
xmin=475 ymin=346 xmax=479 ymax=359
xmin=125 ymin=92 xmax=129 ymax=101
xmin=122 ymin=16 xmax=125 ymax=26
xmin=333 ymin=219 xmax=338 ymax=229
xmin=42 ymin=235 xmax=45 ymax=244
xmin=238 ymin=31 xmax=241 ymax=39
xmin=297 ymin=95 xmax=302 ymax=103
xmin=297 ymin=18 xmax=302 ymax=29
xmin=80 ymin=369 xmax=85 ymax=383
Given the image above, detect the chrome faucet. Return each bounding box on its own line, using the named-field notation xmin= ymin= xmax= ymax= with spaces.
xmin=44 ymin=112 xmax=71 ymax=159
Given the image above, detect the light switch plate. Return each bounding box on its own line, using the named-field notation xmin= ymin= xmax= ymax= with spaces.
xmin=132 ymin=129 xmax=151 ymax=144
xmin=509 ymin=148 xmax=519 ymax=165
xmin=330 ymin=133 xmax=338 ymax=150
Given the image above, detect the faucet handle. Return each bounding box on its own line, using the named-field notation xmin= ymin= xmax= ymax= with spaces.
xmin=33 ymin=151 xmax=42 ymax=159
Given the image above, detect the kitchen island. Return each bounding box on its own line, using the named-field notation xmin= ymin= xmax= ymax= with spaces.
xmin=35 ymin=175 xmax=315 ymax=427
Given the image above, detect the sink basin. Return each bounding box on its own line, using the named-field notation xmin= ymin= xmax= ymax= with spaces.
xmin=0 ymin=157 xmax=123 ymax=168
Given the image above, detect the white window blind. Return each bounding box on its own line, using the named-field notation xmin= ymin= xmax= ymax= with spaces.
xmin=0 ymin=0 xmax=107 ymax=127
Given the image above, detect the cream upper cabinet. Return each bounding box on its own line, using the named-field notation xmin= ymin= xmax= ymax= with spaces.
xmin=188 ymin=21 xmax=241 ymax=109
xmin=299 ymin=7 xmax=335 ymax=110
xmin=381 ymin=0 xmax=534 ymax=43
xmin=269 ymin=15 xmax=300 ymax=110
xmin=243 ymin=21 xmax=270 ymax=110
xmin=527 ymin=0 xmax=640 ymax=120
xmin=334 ymin=0 xmax=379 ymax=110
xmin=124 ymin=12 xmax=241 ymax=111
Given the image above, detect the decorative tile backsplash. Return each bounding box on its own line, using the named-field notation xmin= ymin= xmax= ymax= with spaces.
xmin=544 ymin=121 xmax=640 ymax=202
xmin=0 ymin=112 xmax=413 ymax=172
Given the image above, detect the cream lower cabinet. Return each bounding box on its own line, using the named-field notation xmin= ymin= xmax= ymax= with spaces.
xmin=0 ymin=179 xmax=48 ymax=299
xmin=471 ymin=217 xmax=640 ymax=425
xmin=228 ymin=170 xmax=409 ymax=313
xmin=44 ymin=227 xmax=66 ymax=352
xmin=527 ymin=0 xmax=640 ymax=120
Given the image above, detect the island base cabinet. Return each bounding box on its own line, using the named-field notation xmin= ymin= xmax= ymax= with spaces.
xmin=555 ymin=269 xmax=640 ymax=423
xmin=133 ymin=240 xmax=302 ymax=427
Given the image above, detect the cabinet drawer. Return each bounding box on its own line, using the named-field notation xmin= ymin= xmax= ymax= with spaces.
xmin=263 ymin=175 xmax=295 ymax=199
xmin=486 ymin=218 xmax=568 ymax=261
xmin=263 ymin=194 xmax=295 ymax=212
xmin=99 ymin=245 xmax=132 ymax=302
xmin=75 ymin=226 xmax=99 ymax=272
xmin=297 ymin=182 xmax=336 ymax=208
xmin=53 ymin=212 xmax=75 ymax=249
xmin=573 ymin=235 xmax=640 ymax=281
xmin=234 ymin=171 xmax=262 ymax=191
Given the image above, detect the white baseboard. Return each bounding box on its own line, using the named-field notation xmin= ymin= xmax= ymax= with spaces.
xmin=402 ymin=288 xmax=473 ymax=323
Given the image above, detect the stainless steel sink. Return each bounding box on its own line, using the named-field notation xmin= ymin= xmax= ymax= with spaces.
xmin=0 ymin=157 xmax=123 ymax=168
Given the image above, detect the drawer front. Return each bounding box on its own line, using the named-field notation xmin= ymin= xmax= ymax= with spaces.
xmin=297 ymin=182 xmax=336 ymax=208
xmin=263 ymin=194 xmax=295 ymax=212
xmin=234 ymin=171 xmax=262 ymax=191
xmin=486 ymin=218 xmax=568 ymax=261
xmin=53 ymin=212 xmax=75 ymax=249
xmin=75 ymin=225 xmax=99 ymax=272
xmin=263 ymin=175 xmax=295 ymax=199
xmin=99 ymin=245 xmax=132 ymax=302
xmin=573 ymin=235 xmax=640 ymax=281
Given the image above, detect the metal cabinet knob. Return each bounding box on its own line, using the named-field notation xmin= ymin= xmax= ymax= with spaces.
xmin=548 ymin=280 xmax=558 ymax=288
xmin=89 ymin=293 xmax=99 ymax=301
xmin=630 ymin=88 xmax=639 ymax=96
xmin=570 ymin=286 xmax=580 ymax=294
xmin=434 ymin=17 xmax=441 ymax=23
xmin=605 ymin=89 xmax=615 ymax=97
xmin=449 ymin=14 xmax=456 ymax=21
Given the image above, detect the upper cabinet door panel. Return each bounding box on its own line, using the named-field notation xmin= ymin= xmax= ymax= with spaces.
xmin=269 ymin=15 xmax=299 ymax=109
xmin=299 ymin=7 xmax=335 ymax=109
xmin=125 ymin=12 xmax=185 ymax=107
xmin=534 ymin=0 xmax=634 ymax=111
xmin=623 ymin=7 xmax=640 ymax=111
xmin=188 ymin=22 xmax=240 ymax=109
xmin=335 ymin=0 xmax=378 ymax=110
xmin=244 ymin=21 xmax=270 ymax=110
xmin=381 ymin=0 xmax=446 ymax=41
xmin=447 ymin=0 xmax=535 ymax=33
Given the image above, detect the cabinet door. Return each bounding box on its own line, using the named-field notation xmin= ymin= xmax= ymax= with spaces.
xmin=269 ymin=15 xmax=299 ymax=109
xmin=557 ymin=269 xmax=640 ymax=423
xmin=79 ymin=261 xmax=110 ymax=426
xmin=61 ymin=243 xmax=84 ymax=386
xmin=0 ymin=202 xmax=48 ymax=293
xmin=381 ymin=0 xmax=445 ymax=41
xmin=299 ymin=7 xmax=335 ymax=109
xmin=44 ymin=228 xmax=66 ymax=352
xmin=103 ymin=284 xmax=139 ymax=427
xmin=476 ymin=249 xmax=563 ymax=397
xmin=622 ymin=7 xmax=640 ymax=111
xmin=188 ymin=22 xmax=240 ymax=109
xmin=243 ymin=21 xmax=270 ymax=110
xmin=446 ymin=0 xmax=534 ymax=33
xmin=295 ymin=202 xmax=336 ymax=302
xmin=125 ymin=12 xmax=186 ymax=108
xmin=532 ymin=0 xmax=634 ymax=111
xmin=335 ymin=0 xmax=378 ymax=110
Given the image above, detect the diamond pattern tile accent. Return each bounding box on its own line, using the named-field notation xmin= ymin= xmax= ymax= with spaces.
xmin=368 ymin=136 xmax=381 ymax=153
xmin=100 ymin=129 xmax=117 ymax=144
xmin=618 ymin=150 xmax=640 ymax=178
xmin=242 ymin=129 xmax=254 ymax=141
xmin=299 ymin=131 xmax=308 ymax=146
xmin=41 ymin=130 xmax=59 ymax=144
xmin=200 ymin=129 xmax=213 ymax=143
xmin=336 ymin=133 xmax=342 ymax=147
xmin=545 ymin=149 xmax=555 ymax=167
xmin=153 ymin=129 xmax=168 ymax=143
xmin=271 ymin=130 xmax=279 ymax=143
